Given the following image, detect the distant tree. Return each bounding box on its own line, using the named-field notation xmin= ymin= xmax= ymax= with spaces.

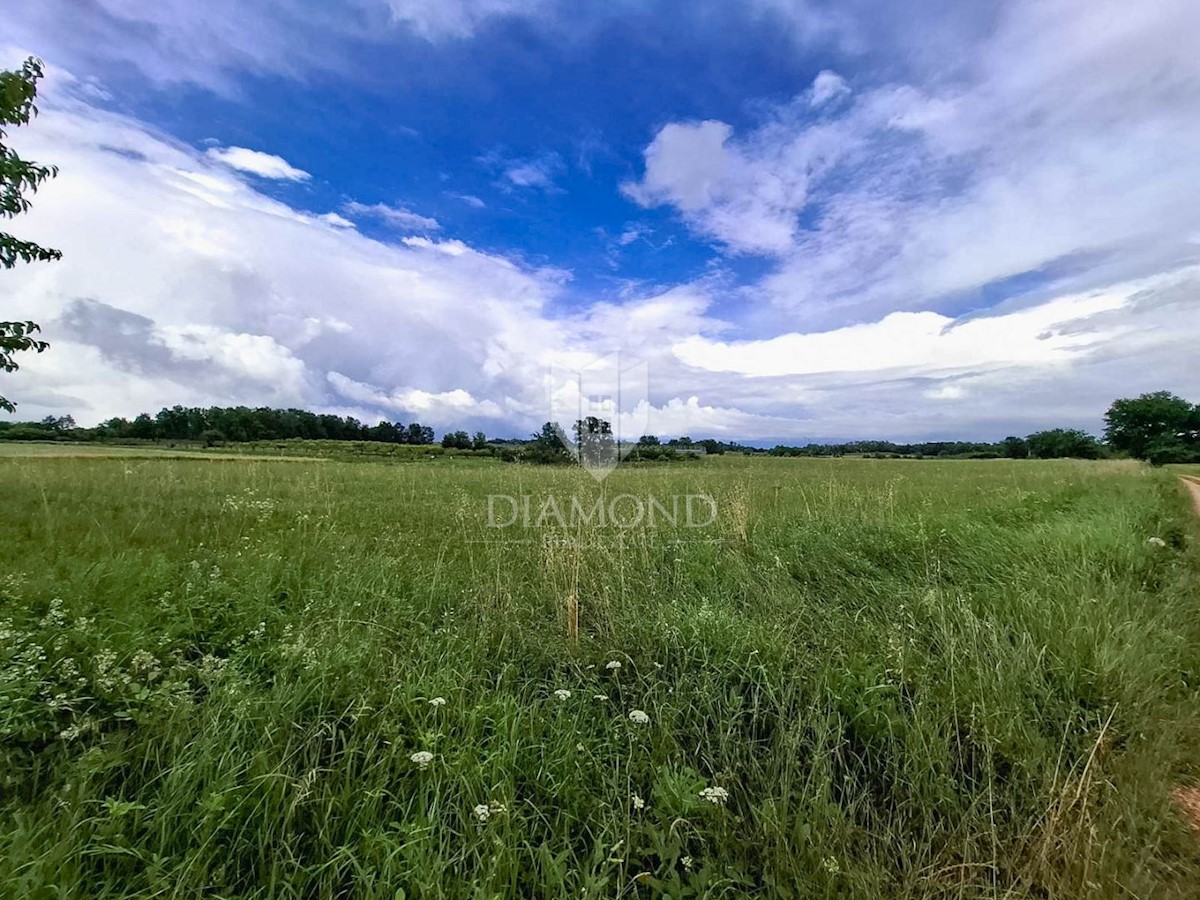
xmin=524 ymin=421 xmax=570 ymax=464
xmin=573 ymin=416 xmax=615 ymax=468
xmin=39 ymin=413 xmax=75 ymax=432
xmin=129 ymin=413 xmax=156 ymax=439
xmin=471 ymin=430 xmax=488 ymax=450
xmin=637 ymin=434 xmax=660 ymax=446
xmin=406 ymin=422 xmax=434 ymax=445
xmin=1104 ymin=391 xmax=1199 ymax=462
xmin=1 ymin=58 xmax=61 ymax=412
xmin=199 ymin=429 xmax=226 ymax=447
xmin=441 ymin=429 xmax=471 ymax=450
xmin=1026 ymin=428 xmax=1101 ymax=459
xmin=368 ymin=420 xmax=402 ymax=443
xmin=1001 ymin=436 xmax=1029 ymax=459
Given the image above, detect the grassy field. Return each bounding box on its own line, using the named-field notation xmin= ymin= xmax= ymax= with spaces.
xmin=1 ymin=453 xmax=1199 ymax=897
xmin=0 ymin=439 xmax=490 ymax=463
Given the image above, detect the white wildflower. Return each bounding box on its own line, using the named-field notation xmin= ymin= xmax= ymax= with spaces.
xmin=681 ymin=855 xmax=694 ymax=871
xmin=631 ymin=794 xmax=645 ymax=810
xmin=553 ymin=689 xmax=572 ymax=701
xmin=474 ymin=801 xmax=505 ymax=823
xmin=429 ymin=697 xmax=447 ymax=708
xmin=821 ymin=856 xmax=840 ymax=875
xmin=699 ymin=786 xmax=729 ymax=805
xmin=410 ymin=751 xmax=434 ymax=769
xmin=605 ymin=660 xmax=621 ymax=671
xmin=628 ymin=709 xmax=650 ymax=725
xmin=592 ymin=694 xmax=608 ymax=701
xmin=1148 ymin=537 xmax=1167 ymax=547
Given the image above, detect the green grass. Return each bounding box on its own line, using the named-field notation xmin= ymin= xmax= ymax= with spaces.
xmin=0 ymin=441 xmax=322 ymax=462
xmin=1 ymin=455 xmax=1199 ymax=898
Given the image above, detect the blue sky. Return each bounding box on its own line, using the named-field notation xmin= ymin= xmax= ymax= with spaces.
xmin=3 ymin=0 xmax=1199 ymax=441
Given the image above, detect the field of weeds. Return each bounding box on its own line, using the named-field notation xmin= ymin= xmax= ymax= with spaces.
xmin=1 ymin=454 xmax=1199 ymax=897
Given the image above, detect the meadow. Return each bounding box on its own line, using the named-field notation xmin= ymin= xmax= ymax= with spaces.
xmin=1 ymin=451 xmax=1199 ymax=898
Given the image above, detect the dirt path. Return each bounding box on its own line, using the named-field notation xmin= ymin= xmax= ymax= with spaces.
xmin=1182 ymin=476 xmax=1200 ymax=516
xmin=1173 ymin=475 xmax=1200 ymax=839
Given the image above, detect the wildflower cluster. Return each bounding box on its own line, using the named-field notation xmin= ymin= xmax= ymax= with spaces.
xmin=221 ymin=488 xmax=278 ymax=519
xmin=410 ymin=751 xmax=434 ymax=769
xmin=472 ymin=801 xmax=507 ymax=823
xmin=0 ymin=594 xmax=233 ymax=751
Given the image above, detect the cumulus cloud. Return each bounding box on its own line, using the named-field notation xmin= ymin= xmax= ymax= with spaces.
xmin=206 ymin=146 xmax=310 ymax=180
xmin=4 ymin=3 xmax=1200 ymax=443
xmin=809 ymin=69 xmax=849 ymax=107
xmin=622 ymin=120 xmax=809 ymax=255
xmin=0 ymin=92 xmax=564 ymax=427
xmin=627 ymin=0 xmax=1200 ymax=329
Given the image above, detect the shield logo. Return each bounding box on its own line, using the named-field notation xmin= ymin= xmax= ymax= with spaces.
xmin=549 ymin=351 xmax=649 ymax=481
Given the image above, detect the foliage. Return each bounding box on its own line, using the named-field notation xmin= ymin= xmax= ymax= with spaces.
xmin=573 ymin=415 xmax=615 ymax=468
xmin=1025 ymin=428 xmax=1101 ymax=460
xmin=441 ymin=429 xmax=472 ymax=450
xmin=1 ymin=57 xmax=61 ymax=412
xmin=95 ymin=404 xmax=438 ymax=444
xmin=1001 ymin=435 xmax=1029 ymax=459
xmin=1104 ymin=391 xmax=1200 ymax=465
xmin=0 ymin=455 xmax=1197 ymax=896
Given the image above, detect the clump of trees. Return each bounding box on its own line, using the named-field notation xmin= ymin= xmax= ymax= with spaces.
xmin=0 ymin=405 xmax=439 ymax=445
xmin=441 ymin=430 xmax=488 ymax=450
xmin=1103 ymin=391 xmax=1200 ymax=465
xmin=998 ymin=429 xmax=1102 ymax=460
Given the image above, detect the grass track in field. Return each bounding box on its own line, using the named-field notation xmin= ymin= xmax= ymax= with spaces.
xmin=1 ymin=455 xmax=1199 ymax=897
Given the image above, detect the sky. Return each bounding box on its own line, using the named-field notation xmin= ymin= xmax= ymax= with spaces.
xmin=2 ymin=0 xmax=1198 ymax=443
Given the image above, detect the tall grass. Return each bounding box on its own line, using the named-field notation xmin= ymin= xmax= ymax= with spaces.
xmin=1 ymin=455 xmax=1198 ymax=897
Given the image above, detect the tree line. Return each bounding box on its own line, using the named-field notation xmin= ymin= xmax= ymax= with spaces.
xmin=2 ymin=392 xmax=1197 ymax=465
xmin=0 ymin=405 xmax=437 ymax=446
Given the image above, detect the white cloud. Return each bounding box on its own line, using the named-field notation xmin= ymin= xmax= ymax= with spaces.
xmin=384 ymin=0 xmax=552 ymax=40
xmin=673 ymin=285 xmax=1136 ymax=378
xmin=447 ymin=192 xmax=486 ymax=208
xmin=628 ymin=0 xmax=1200 ymax=329
xmin=327 ymin=372 xmax=506 ymax=418
xmin=481 ymin=151 xmax=565 ymax=192
xmin=0 ymin=94 xmax=564 ymax=427
xmin=343 ymin=200 xmax=441 ymax=231
xmin=319 ymin=212 xmax=356 ymax=228
xmin=622 ymin=120 xmax=808 ymax=255
xmin=809 ymin=69 xmax=849 ymax=107
xmin=5 ymin=4 xmax=1200 ymax=443
xmin=206 ymin=146 xmax=310 ymax=180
